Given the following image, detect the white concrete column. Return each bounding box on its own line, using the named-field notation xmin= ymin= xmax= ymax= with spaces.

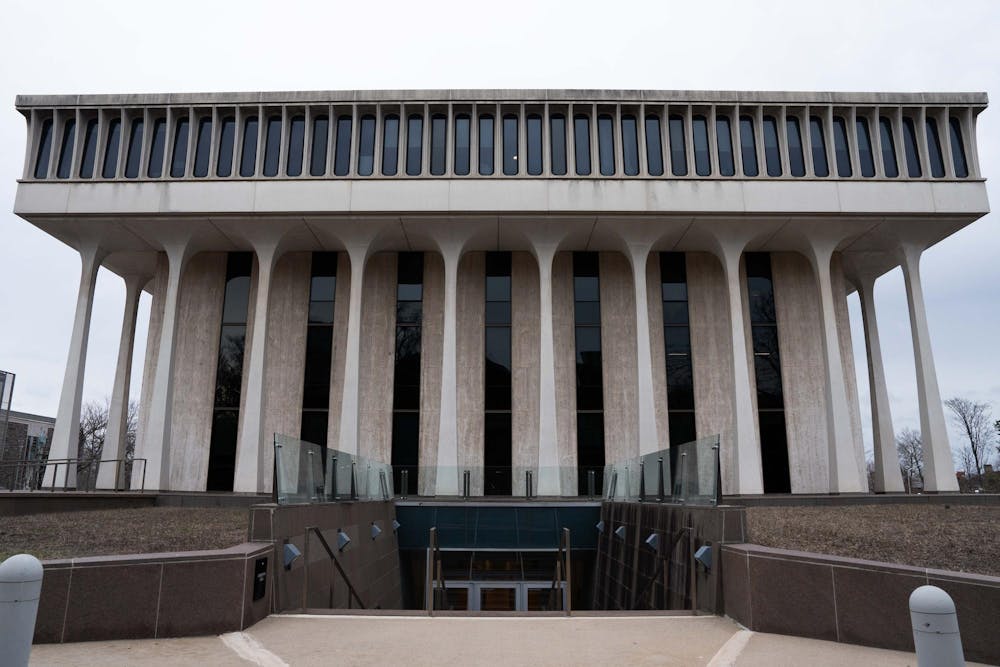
xmin=626 ymin=246 xmax=661 ymax=455
xmin=232 ymin=241 xmax=283 ymax=492
xmin=135 ymin=241 xmax=193 ymax=491
xmin=435 ymin=247 xmax=461 ymax=495
xmin=535 ymin=244 xmax=562 ymax=495
xmin=337 ymin=245 xmax=368 ymax=457
xmin=805 ymin=244 xmax=866 ymax=492
xmin=45 ymin=243 xmax=106 ymax=488
xmin=96 ymin=274 xmax=148 ymax=490
xmin=856 ymin=276 xmax=905 ymax=493
xmin=898 ymin=244 xmax=959 ymax=492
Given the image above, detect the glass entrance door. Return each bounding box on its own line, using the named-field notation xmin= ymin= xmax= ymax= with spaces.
xmin=441 ymin=582 xmax=566 ymax=611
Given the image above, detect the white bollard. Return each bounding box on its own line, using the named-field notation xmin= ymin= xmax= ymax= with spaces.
xmin=0 ymin=554 xmax=44 ymax=667
xmin=909 ymin=585 xmax=964 ymax=667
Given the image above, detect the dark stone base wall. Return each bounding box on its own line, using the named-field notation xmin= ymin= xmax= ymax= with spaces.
xmin=722 ymin=543 xmax=1000 ymax=665
xmin=591 ymin=502 xmax=746 ymax=613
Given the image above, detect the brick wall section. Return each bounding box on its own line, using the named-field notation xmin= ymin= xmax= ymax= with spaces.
xmin=721 ymin=543 xmax=1000 ymax=665
xmin=0 ymin=421 xmax=28 ymax=487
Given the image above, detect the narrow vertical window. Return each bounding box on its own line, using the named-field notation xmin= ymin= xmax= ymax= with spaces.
xmin=391 ymin=253 xmax=424 ymax=494
xmin=454 ymin=114 xmax=470 ymax=175
xmin=574 ymin=114 xmax=591 ymax=176
xmin=550 ymin=114 xmax=567 ymax=176
xmin=286 ymin=115 xmax=305 ymax=177
xmin=216 ymin=116 xmax=235 ymax=177
xmin=786 ymin=117 xmax=805 ymax=177
xmin=597 ymin=114 xmax=615 ymax=176
xmin=56 ymin=119 xmax=76 ymax=179
xmin=809 ymin=116 xmax=829 ymax=177
xmin=79 ymin=119 xmax=99 ymax=178
xmin=239 ymin=115 xmax=258 ymax=177
xmin=661 ymin=253 xmax=695 ymax=449
xmin=34 ymin=119 xmax=53 ymax=179
xmin=207 ymin=253 xmax=253 ymax=492
xmin=484 ymin=252 xmax=512 ymax=495
xmin=855 ymin=118 xmax=875 ymax=177
xmin=382 ymin=114 xmax=400 ymax=176
xmin=479 ymin=114 xmax=494 ymax=175
xmin=573 ymin=252 xmax=603 ymax=494
xmin=124 ymin=118 xmax=144 ymax=178
xmin=878 ymin=117 xmax=898 ymax=178
xmin=902 ymin=117 xmax=921 ymax=177
xmin=358 ymin=114 xmax=375 ymax=176
xmin=832 ymin=117 xmax=852 ymax=177
xmin=669 ymin=115 xmax=687 ymax=176
xmin=926 ymin=118 xmax=945 ymax=178
xmin=502 ymin=114 xmax=518 ymax=175
xmin=621 ymin=114 xmax=639 ymax=176
xmin=949 ymin=117 xmax=968 ymax=178
xmin=430 ymin=114 xmax=447 ymax=175
xmin=762 ymin=116 xmax=781 ymax=177
xmin=716 ymin=116 xmax=734 ymax=176
xmin=263 ymin=115 xmax=281 ymax=177
xmin=193 ymin=116 xmax=212 ymax=178
xmin=309 ymin=115 xmax=330 ymax=176
xmin=102 ymin=117 xmax=122 ymax=178
xmin=332 ymin=116 xmax=354 ymax=176
xmin=301 ymin=253 xmax=337 ymax=451
xmin=406 ymin=114 xmax=423 ymax=176
xmin=645 ymin=115 xmax=664 ymax=176
xmin=171 ymin=117 xmax=190 ymax=178
xmin=692 ymin=115 xmax=711 ymax=176
xmin=526 ymin=114 xmax=542 ymax=175
xmin=739 ymin=115 xmax=758 ymax=177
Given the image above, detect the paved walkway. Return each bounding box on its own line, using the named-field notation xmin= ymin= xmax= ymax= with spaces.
xmin=29 ymin=614 xmax=988 ymax=666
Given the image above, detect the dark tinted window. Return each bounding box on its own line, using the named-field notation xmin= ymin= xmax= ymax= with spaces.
xmin=102 ymin=117 xmax=121 ymax=178
xmin=193 ymin=117 xmax=212 ymax=177
xmin=762 ymin=116 xmax=781 ymax=176
xmin=332 ymin=116 xmax=354 ymax=176
xmin=171 ymin=117 xmax=190 ymax=178
xmin=645 ymin=115 xmax=664 ymax=176
xmin=34 ymin=119 xmax=53 ymax=179
xmin=56 ymin=119 xmax=76 ymax=179
xmin=902 ymin=117 xmax=921 ymax=177
xmin=855 ymin=118 xmax=875 ymax=177
xmin=550 ymin=114 xmax=567 ymax=175
xmin=669 ymin=115 xmax=687 ymax=176
xmin=239 ymin=116 xmax=257 ymax=177
xmin=502 ymin=114 xmax=518 ymax=175
xmin=286 ymin=115 xmax=305 ymax=177
xmin=263 ymin=116 xmax=281 ymax=177
xmin=454 ymin=114 xmax=470 ymax=175
xmin=786 ymin=117 xmax=804 ymax=177
xmin=79 ymin=119 xmax=99 ymax=178
xmin=878 ymin=117 xmax=898 ymax=178
xmin=716 ymin=116 xmax=734 ymax=176
xmin=739 ymin=115 xmax=758 ymax=176
xmin=358 ymin=115 xmax=375 ymax=176
xmin=621 ymin=115 xmax=639 ymax=176
xmin=526 ymin=114 xmax=542 ymax=175
xmin=597 ymin=114 xmax=615 ymax=176
xmin=382 ymin=114 xmax=399 ymax=176
xmin=809 ymin=116 xmax=829 ymax=177
xmin=430 ymin=114 xmax=447 ymax=175
xmin=479 ymin=114 xmax=494 ymax=175
xmin=574 ymin=114 xmax=591 ymax=175
xmin=216 ymin=116 xmax=235 ymax=177
xmin=124 ymin=118 xmax=144 ymax=178
xmin=832 ymin=117 xmax=852 ymax=177
xmin=312 ymin=115 xmax=330 ymax=176
xmin=406 ymin=114 xmax=423 ymax=176
xmin=949 ymin=117 xmax=968 ymax=177
xmin=926 ymin=118 xmax=945 ymax=178
xmin=693 ymin=115 xmax=711 ymax=176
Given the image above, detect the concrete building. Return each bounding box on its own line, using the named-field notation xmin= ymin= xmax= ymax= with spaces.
xmin=0 ymin=409 xmax=55 ymax=489
xmin=13 ymin=89 xmax=989 ymax=496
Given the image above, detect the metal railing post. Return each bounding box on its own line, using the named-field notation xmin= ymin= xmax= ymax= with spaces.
xmin=638 ymin=461 xmax=646 ymax=502
xmin=564 ymin=527 xmax=572 ymax=615
xmin=350 ymin=461 xmax=358 ymax=501
xmin=657 ymin=456 xmax=665 ymax=502
xmin=525 ymin=470 xmax=533 ymax=499
xmin=713 ymin=444 xmax=722 ymax=506
xmin=677 ymin=452 xmax=688 ymax=504
xmin=587 ymin=469 xmax=596 ymax=499
xmin=462 ymin=470 xmax=470 ymax=499
xmin=330 ymin=456 xmax=338 ymax=499
xmin=401 ymin=469 xmax=409 ymax=499
xmin=307 ymin=451 xmax=317 ymax=502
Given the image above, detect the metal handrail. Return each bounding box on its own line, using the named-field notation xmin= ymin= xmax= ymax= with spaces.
xmin=0 ymin=457 xmax=146 ymax=492
xmin=301 ymin=526 xmax=366 ymax=610
xmin=425 ymin=527 xmax=448 ymax=615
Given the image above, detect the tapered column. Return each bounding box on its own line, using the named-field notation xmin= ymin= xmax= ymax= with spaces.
xmin=435 ymin=248 xmax=461 ymax=495
xmin=535 ymin=245 xmax=561 ymax=495
xmin=233 ymin=242 xmax=282 ymax=492
xmin=136 ymin=241 xmax=193 ymax=491
xmin=337 ymin=245 xmax=368 ymax=456
xmin=856 ymin=277 xmax=905 ymax=493
xmin=627 ymin=247 xmax=661 ymax=455
xmin=45 ymin=243 xmax=106 ymax=488
xmin=97 ymin=274 xmax=148 ymax=490
xmin=898 ymin=244 xmax=958 ymax=492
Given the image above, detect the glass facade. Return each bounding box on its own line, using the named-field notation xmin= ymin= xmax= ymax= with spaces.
xmin=669 ymin=115 xmax=687 ymax=176
xmin=949 ymin=117 xmax=968 ymax=178
xmin=431 ymin=114 xmax=447 ymax=176
xmin=879 ymin=117 xmax=898 ymax=178
xmin=392 ymin=253 xmax=424 ymax=494
xmin=645 ymin=114 xmax=664 ymax=176
xmin=406 ymin=114 xmax=423 ymax=176
xmin=454 ymin=114 xmax=470 ymax=176
xmin=809 ymin=116 xmax=829 ymax=177
xmin=124 ymin=118 xmax=144 ymax=179
xmin=926 ymin=118 xmax=945 ymax=178
xmin=574 ymin=114 xmax=591 ymax=176
xmin=716 ymin=116 xmax=734 ymax=177
xmin=263 ymin=116 xmax=281 ymax=177
xmin=102 ymin=117 xmax=121 ymax=179
xmin=739 ymin=115 xmax=758 ymax=177
xmin=573 ymin=252 xmax=604 ymax=495
xmin=56 ymin=119 xmax=76 ymax=179
xmin=479 ymin=114 xmax=494 ymax=176
xmin=287 ymin=115 xmax=305 ymax=177
xmin=301 ymin=252 xmax=337 ymax=450
xmin=692 ymin=115 xmax=710 ymax=176
xmin=383 ymin=114 xmax=399 ymax=176
xmin=762 ymin=116 xmax=781 ymax=177
xmin=313 ymin=115 xmax=331 ymax=176
xmin=785 ymin=117 xmax=804 ymax=177
xmin=526 ymin=114 xmax=543 ymax=175
xmin=550 ymin=114 xmax=567 ymax=176
xmin=193 ymin=117 xmax=212 ymax=178
xmin=79 ymin=118 xmax=99 ymax=178
xmin=856 ymin=118 xmax=875 ymax=177
xmin=217 ymin=116 xmax=235 ymax=177
xmin=358 ymin=115 xmax=376 ymax=176
xmin=503 ymin=115 xmax=518 ymax=176
xmin=597 ymin=114 xmax=614 ymax=176
xmin=33 ymin=119 xmax=53 ymax=179
xmin=832 ymin=117 xmax=852 ymax=177
xmin=660 ymin=253 xmax=695 ymax=447
xmin=239 ymin=116 xmax=258 ymax=177
xmin=172 ymin=117 xmax=191 ymax=178
xmin=484 ymin=252 xmax=512 ymax=495
xmin=902 ymin=117 xmax=922 ymax=177
xmin=621 ymin=114 xmax=639 ymax=176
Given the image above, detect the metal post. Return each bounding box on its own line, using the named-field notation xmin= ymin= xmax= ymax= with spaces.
xmin=379 ymin=470 xmax=389 ymax=501
xmin=425 ymin=528 xmax=437 ymax=615
xmin=678 ymin=452 xmax=688 ymax=504
xmin=350 ymin=461 xmax=358 ymax=501
xmin=525 ymin=470 xmax=534 ymax=499
xmin=712 ymin=445 xmax=722 ymax=506
xmin=307 ymin=451 xmax=317 ymax=502
xmin=657 ymin=456 xmax=665 ymax=502
xmin=302 ymin=528 xmax=311 ymax=610
xmin=587 ymin=469 xmax=596 ymax=499
xmin=0 ymin=554 xmax=43 ymax=667
xmin=563 ymin=527 xmax=572 ymax=615
xmin=331 ymin=456 xmax=338 ymax=499
xmin=401 ymin=469 xmax=409 ymax=499
xmin=910 ymin=586 xmax=964 ymax=667
xmin=639 ymin=461 xmax=646 ymax=502
xmin=462 ymin=469 xmax=471 ymax=499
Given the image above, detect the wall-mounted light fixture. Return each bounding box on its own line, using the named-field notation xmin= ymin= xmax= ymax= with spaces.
xmin=337 ymin=529 xmax=351 ymax=552
xmin=392 ymin=519 xmax=401 ymax=533
xmin=614 ymin=526 xmax=627 ymax=541
xmin=283 ymin=542 xmax=302 ymax=570
xmin=595 ymin=520 xmax=605 ymax=534
xmin=694 ymin=545 xmax=712 ymax=572
xmin=645 ymin=533 xmax=660 ymax=552
xmin=371 ymin=522 xmax=382 ymax=540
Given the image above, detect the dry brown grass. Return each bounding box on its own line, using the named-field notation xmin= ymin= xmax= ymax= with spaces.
xmin=746 ymin=504 xmax=1000 ymax=577
xmin=0 ymin=507 xmax=247 ymax=561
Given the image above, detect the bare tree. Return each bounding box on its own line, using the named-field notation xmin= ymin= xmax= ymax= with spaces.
xmin=944 ymin=397 xmax=995 ymax=485
xmin=76 ymin=398 xmax=139 ymax=489
xmin=896 ymin=427 xmax=923 ymax=493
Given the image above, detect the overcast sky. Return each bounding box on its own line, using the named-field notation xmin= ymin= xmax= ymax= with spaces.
xmin=0 ymin=0 xmax=997 ymax=461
